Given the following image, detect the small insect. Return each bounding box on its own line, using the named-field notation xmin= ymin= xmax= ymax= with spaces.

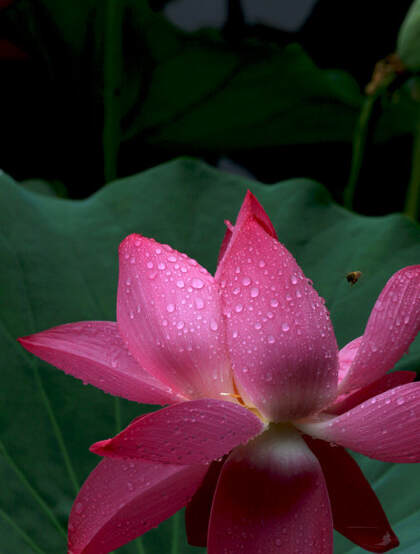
xmin=346 ymin=271 xmax=362 ymax=286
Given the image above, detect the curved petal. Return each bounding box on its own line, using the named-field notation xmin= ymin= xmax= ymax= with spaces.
xmin=339 ymin=266 xmax=420 ymax=394
xmin=217 ymin=216 xmax=338 ymax=421
xmin=325 ymin=370 xmax=416 ymax=415
xmin=185 ymin=459 xmax=225 ymax=547
xmin=68 ymin=458 xmax=208 ymax=554
xmin=18 ymin=321 xmax=182 ymax=405
xmin=305 ymin=436 xmax=399 ymax=553
xmin=90 ymin=399 xmax=265 ymax=465
xmin=117 ymin=234 xmax=234 ymax=400
xmin=207 ymin=425 xmax=333 ymax=554
xmin=297 ymin=382 xmax=420 ymax=463
xmin=338 ymin=336 xmax=363 ymax=383
xmin=215 ymin=190 xmax=277 ymax=277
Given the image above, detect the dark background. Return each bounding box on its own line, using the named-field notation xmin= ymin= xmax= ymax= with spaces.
xmin=0 ymin=0 xmax=416 ymax=214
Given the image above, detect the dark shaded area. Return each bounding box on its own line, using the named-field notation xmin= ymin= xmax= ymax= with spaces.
xmin=0 ymin=0 xmax=417 ymax=214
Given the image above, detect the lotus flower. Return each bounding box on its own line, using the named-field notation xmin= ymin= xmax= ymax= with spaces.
xmin=19 ymin=192 xmax=420 ymax=554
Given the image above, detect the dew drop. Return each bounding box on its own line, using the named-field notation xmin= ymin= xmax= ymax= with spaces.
xmin=192 ymin=278 xmax=204 ymax=289
xmin=282 ymin=322 xmax=290 ymax=332
xmin=267 ymin=335 xmax=275 ymax=344
xmin=397 ymin=398 xmax=405 ymax=406
xmin=158 ymin=262 xmax=166 ymax=270
xmin=210 ymin=319 xmax=218 ymax=331
xmin=177 ymin=321 xmax=184 ymax=330
xmin=176 ymin=280 xmax=185 ymax=288
xmin=291 ymin=275 xmax=298 ymax=285
xmin=250 ymin=287 xmax=259 ymax=298
xmin=258 ymin=260 xmax=265 ymax=268
xmin=270 ymin=299 xmax=279 ymax=308
xmin=146 ymin=261 xmax=153 ymax=269
xmin=233 ymin=287 xmax=240 ymax=295
xmin=235 ymin=304 xmax=243 ymax=313
xmin=194 ymin=297 xmax=204 ymax=310
xmin=168 ymin=255 xmax=177 ymax=262
xmin=242 ymin=277 xmax=251 ymax=286
xmin=166 ymin=304 xmax=175 ymax=313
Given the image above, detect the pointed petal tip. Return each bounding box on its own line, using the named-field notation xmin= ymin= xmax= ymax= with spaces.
xmin=90 ymin=439 xmax=113 ymax=457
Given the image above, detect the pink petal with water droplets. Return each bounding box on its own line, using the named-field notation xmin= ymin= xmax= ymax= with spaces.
xmin=18 ymin=322 xmax=182 ymax=405
xmin=297 ymin=382 xmax=420 ymax=463
xmin=67 ymin=458 xmax=207 ymax=554
xmin=326 ymin=370 xmax=416 ymax=415
xmin=337 ymin=336 xmax=363 ymax=383
xmin=305 ymin=436 xmax=399 ymax=553
xmin=207 ymin=426 xmax=333 ymax=554
xmin=339 ymin=266 xmax=420 ymax=394
xmin=217 ymin=216 xmax=338 ymax=421
xmin=90 ymin=399 xmax=265 ymax=465
xmin=215 ymin=191 xmax=277 ymax=278
xmin=117 ymin=234 xmax=234 ymax=400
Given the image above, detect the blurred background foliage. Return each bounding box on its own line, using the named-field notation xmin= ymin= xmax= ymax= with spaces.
xmin=1 ymin=0 xmax=420 ymax=214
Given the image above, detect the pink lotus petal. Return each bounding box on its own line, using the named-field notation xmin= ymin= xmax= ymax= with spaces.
xmin=297 ymin=382 xmax=420 ymax=462
xmin=90 ymin=399 xmax=265 ymax=464
xmin=18 ymin=321 xmax=182 ymax=405
xmin=67 ymin=458 xmax=208 ymax=554
xmin=338 ymin=336 xmax=363 ymax=383
xmin=339 ymin=266 xmax=420 ymax=394
xmin=217 ymin=223 xmax=233 ymax=266
xmin=207 ymin=426 xmax=333 ymax=554
xmin=326 ymin=370 xmax=416 ymax=415
xmin=185 ymin=459 xmax=225 ymax=547
xmin=305 ymin=436 xmax=399 ymax=552
xmin=216 ymin=191 xmax=277 ymax=277
xmin=217 ymin=216 xmax=338 ymax=421
xmin=117 ymin=234 xmax=234 ymax=400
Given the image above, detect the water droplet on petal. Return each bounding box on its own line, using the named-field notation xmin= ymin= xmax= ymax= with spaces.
xmin=176 ymin=280 xmax=185 ymax=288
xmin=291 ymin=275 xmax=298 ymax=285
xmin=166 ymin=304 xmax=175 ymax=313
xmin=192 ymin=278 xmax=204 ymax=289
xmin=250 ymin=287 xmax=259 ymax=298
xmin=242 ymin=277 xmax=251 ymax=286
xmin=282 ymin=322 xmax=290 ymax=332
xmin=194 ymin=297 xmax=204 ymax=310
xmin=267 ymin=335 xmax=275 ymax=344
xmin=235 ymin=304 xmax=243 ymax=313
xmin=270 ymin=299 xmax=279 ymax=308
xmin=258 ymin=260 xmax=265 ymax=268
xmin=210 ymin=319 xmax=218 ymax=331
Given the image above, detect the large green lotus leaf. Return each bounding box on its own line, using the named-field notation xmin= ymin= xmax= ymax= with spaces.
xmin=0 ymin=159 xmax=419 ymax=553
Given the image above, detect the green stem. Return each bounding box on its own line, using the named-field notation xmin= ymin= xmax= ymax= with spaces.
xmin=103 ymin=0 xmax=122 ymax=183
xmin=343 ymin=94 xmax=377 ymax=209
xmin=405 ymin=118 xmax=420 ymax=220
xmin=135 ymin=537 xmax=147 ymax=554
xmin=343 ymin=74 xmax=396 ymax=210
xmin=170 ymin=511 xmax=181 ymax=554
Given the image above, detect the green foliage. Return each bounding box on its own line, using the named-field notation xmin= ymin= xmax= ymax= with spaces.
xmin=0 ymin=159 xmax=419 ymax=552
xmin=398 ymin=0 xmax=420 ymax=71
